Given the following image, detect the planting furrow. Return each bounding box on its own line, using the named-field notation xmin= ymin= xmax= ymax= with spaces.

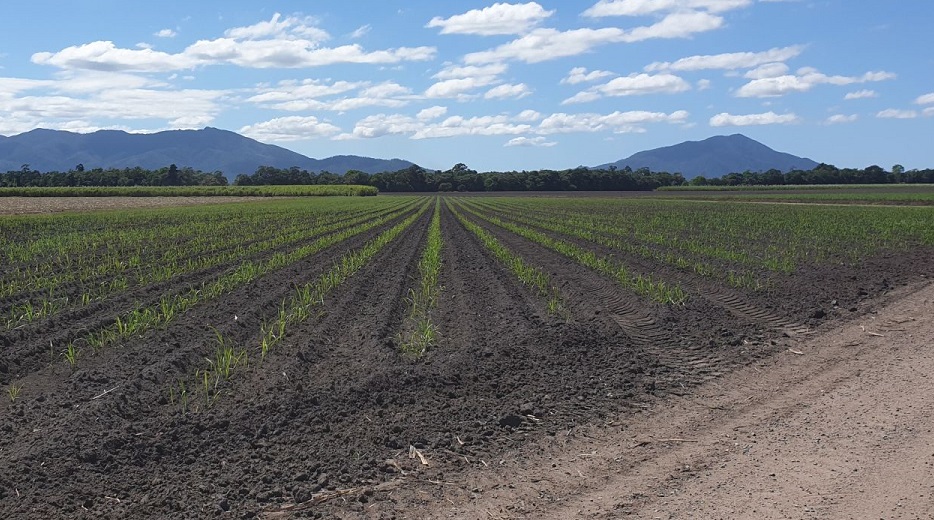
xmin=398 ymin=198 xmax=443 ymax=356
xmin=0 ymin=200 xmax=408 ymax=332
xmin=455 ymin=199 xmax=687 ymax=305
xmin=0 ymin=201 xmax=423 ymax=385
xmin=464 ymin=200 xmax=807 ymax=334
xmin=0 ymin=200 xmax=410 ymax=325
xmin=185 ymin=200 xmax=432 ymax=405
xmin=448 ymin=200 xmax=569 ymax=317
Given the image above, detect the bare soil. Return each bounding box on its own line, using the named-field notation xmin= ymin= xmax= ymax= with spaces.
xmin=0 ymin=199 xmax=931 ymax=519
xmin=402 ymin=280 xmax=934 ymax=520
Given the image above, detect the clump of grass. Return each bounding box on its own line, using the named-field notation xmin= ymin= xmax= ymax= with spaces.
xmin=7 ymin=383 xmax=22 ymax=402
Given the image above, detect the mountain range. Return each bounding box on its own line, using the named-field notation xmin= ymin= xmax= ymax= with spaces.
xmin=0 ymin=127 xmax=413 ymax=178
xmin=595 ymin=134 xmax=819 ymax=178
xmin=0 ymin=128 xmax=820 ymax=180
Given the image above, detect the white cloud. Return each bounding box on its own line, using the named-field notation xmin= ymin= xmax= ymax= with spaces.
xmin=155 ymin=28 xmax=177 ymax=38
xmin=416 ymin=106 xmax=448 ymax=120
xmin=359 ymin=81 xmax=411 ymax=98
xmin=563 ymin=73 xmax=690 ymax=104
xmin=583 ymin=0 xmax=752 ymax=17
xmin=824 ymin=114 xmax=857 ymax=124
xmin=0 ymin=85 xmax=228 ymax=132
xmin=709 ymin=111 xmax=799 ymax=126
xmin=844 ymin=89 xmax=878 ymax=100
xmin=433 ymin=63 xmax=509 ymax=80
xmin=696 ymin=78 xmax=711 ymax=90
xmin=646 ymin=45 xmax=804 ymax=72
xmin=925 ymin=107 xmax=934 ymax=117
xmin=246 ymin=79 xmax=413 ymax=112
xmin=915 ymin=92 xmax=934 ymax=105
xmin=876 ymin=109 xmax=917 ymax=119
xmin=736 ymin=68 xmax=896 ymax=97
xmin=561 ymin=67 xmax=615 ymax=85
xmin=239 ymin=115 xmax=341 ymax=141
xmin=413 ymin=115 xmax=531 ymax=139
xmin=342 ymin=113 xmax=424 ymax=139
xmin=516 ymin=109 xmax=542 ymax=122
xmin=224 ymin=13 xmax=329 ymax=42
xmin=350 ymin=24 xmax=372 ymax=39
xmin=538 ymin=109 xmax=689 ymax=134
xmin=485 ymin=83 xmax=532 ymax=99
xmin=32 ymin=41 xmax=197 ymax=72
xmin=425 ymin=77 xmax=499 ymax=99
xmin=465 ymin=27 xmax=626 ymax=64
xmin=744 ymin=62 xmax=790 ymax=79
xmin=622 ymin=11 xmax=724 ymax=42
xmin=32 ymin=14 xmax=435 ymax=72
xmin=426 ymin=2 xmax=554 ymax=35
xmin=505 ymin=136 xmax=556 ymax=147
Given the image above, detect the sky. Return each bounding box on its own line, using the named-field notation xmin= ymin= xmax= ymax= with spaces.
xmin=0 ymin=0 xmax=931 ymax=172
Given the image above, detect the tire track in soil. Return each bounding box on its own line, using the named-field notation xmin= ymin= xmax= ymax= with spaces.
xmin=454 ymin=202 xmax=760 ymax=394
xmin=476 ymin=202 xmax=810 ymax=335
xmin=0 ymin=207 xmax=428 ymax=520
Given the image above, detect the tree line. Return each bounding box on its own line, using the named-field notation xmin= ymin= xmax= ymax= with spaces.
xmin=3 ymin=162 xmax=933 ymax=192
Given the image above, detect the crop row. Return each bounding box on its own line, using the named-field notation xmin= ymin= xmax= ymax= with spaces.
xmin=454 ymin=200 xmax=688 ymax=304
xmin=183 ymin=200 xmax=432 ymax=408
xmin=448 ymin=200 xmax=568 ymax=316
xmin=470 ymin=196 xmax=934 ymax=274
xmin=54 ymin=200 xmax=423 ymax=368
xmin=398 ymin=198 xmax=443 ymax=356
xmin=1 ymin=200 xmax=412 ymax=330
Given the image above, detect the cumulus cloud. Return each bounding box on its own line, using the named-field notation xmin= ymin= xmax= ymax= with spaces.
xmin=32 ymin=13 xmax=435 ymax=72
xmin=583 ymin=0 xmax=752 ymax=17
xmin=416 ymin=106 xmax=448 ymax=120
xmin=623 ymin=11 xmax=724 ymax=42
xmin=424 ymin=63 xmax=507 ymax=99
xmin=465 ymin=28 xmax=626 ymax=64
xmin=341 ymin=108 xmax=688 ymax=141
xmin=844 ymin=89 xmax=878 ymax=100
xmin=645 ymin=45 xmax=804 ymax=72
xmin=485 ymin=83 xmax=532 ymax=99
xmin=824 ymin=114 xmax=858 ymax=124
xmin=505 ymin=136 xmax=556 ymax=147
xmin=425 ymin=77 xmax=500 ymax=99
xmin=426 ymin=2 xmax=554 ymax=35
xmin=246 ymin=79 xmax=413 ymax=112
xmin=154 ymin=28 xmax=177 ymax=38
xmin=563 ymin=73 xmax=690 ymax=104
xmin=561 ymin=67 xmax=614 ymax=85
xmin=538 ymin=110 xmax=689 ymax=134
xmin=876 ymin=109 xmax=917 ymax=119
xmin=239 ymin=115 xmax=341 ymax=141
xmin=709 ymin=111 xmax=798 ymax=126
xmin=736 ymin=68 xmax=896 ymax=97
xmin=915 ymin=92 xmax=934 ymax=105
xmin=743 ymin=62 xmax=790 ymax=79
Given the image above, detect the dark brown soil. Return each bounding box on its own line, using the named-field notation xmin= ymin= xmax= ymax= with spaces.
xmin=0 ymin=196 xmax=927 ymax=519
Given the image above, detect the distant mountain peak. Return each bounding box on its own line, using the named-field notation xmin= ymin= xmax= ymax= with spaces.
xmin=0 ymin=127 xmax=414 ymax=178
xmin=595 ymin=134 xmax=818 ymax=178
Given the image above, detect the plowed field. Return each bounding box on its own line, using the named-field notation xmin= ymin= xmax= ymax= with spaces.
xmin=1 ymin=194 xmax=932 ymax=519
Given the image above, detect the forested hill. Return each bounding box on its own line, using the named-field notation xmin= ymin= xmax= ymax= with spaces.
xmin=0 ymin=127 xmax=413 ymax=178
xmin=596 ymin=134 xmax=819 ymax=178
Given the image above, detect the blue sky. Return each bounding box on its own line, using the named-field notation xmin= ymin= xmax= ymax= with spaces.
xmin=0 ymin=1 xmax=931 ymax=172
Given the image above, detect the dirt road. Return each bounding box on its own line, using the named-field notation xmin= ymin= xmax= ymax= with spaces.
xmin=411 ymin=281 xmax=934 ymax=519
